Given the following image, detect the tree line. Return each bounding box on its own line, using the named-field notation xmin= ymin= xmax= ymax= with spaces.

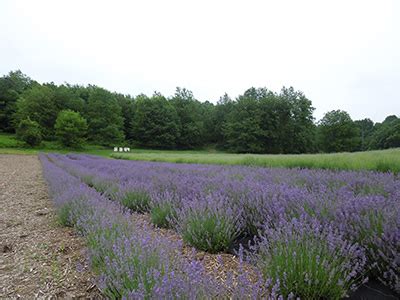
xmin=0 ymin=70 xmax=399 ymax=152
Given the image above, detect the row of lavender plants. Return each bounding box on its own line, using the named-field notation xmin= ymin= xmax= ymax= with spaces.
xmin=45 ymin=153 xmax=399 ymax=298
xmin=41 ymin=154 xmax=289 ymax=299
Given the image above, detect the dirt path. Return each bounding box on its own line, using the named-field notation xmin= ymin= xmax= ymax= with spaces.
xmin=0 ymin=155 xmax=100 ymax=298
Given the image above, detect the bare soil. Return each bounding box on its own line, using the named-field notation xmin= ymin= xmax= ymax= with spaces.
xmin=0 ymin=155 xmax=101 ymax=299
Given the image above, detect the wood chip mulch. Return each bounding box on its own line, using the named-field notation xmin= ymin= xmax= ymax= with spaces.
xmin=0 ymin=155 xmax=102 ymax=299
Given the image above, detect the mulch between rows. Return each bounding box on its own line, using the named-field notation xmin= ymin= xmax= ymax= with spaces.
xmin=0 ymin=155 xmax=101 ymax=298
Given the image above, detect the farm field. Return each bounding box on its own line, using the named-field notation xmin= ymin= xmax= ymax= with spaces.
xmin=38 ymin=153 xmax=399 ymax=299
xmin=2 ymin=1 xmax=399 ymax=298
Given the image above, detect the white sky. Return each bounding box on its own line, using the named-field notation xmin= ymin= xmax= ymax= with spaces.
xmin=1 ymin=0 xmax=399 ymax=122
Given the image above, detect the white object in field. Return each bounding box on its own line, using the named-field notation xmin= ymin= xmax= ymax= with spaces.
xmin=114 ymin=146 xmax=130 ymax=152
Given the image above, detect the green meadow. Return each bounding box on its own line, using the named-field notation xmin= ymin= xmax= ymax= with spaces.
xmin=2 ymin=133 xmax=399 ymax=173
xmin=112 ymin=148 xmax=400 ymax=173
xmin=0 ymin=133 xmax=111 ymax=157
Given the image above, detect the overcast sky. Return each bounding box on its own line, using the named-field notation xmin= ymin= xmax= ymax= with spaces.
xmin=0 ymin=0 xmax=399 ymax=122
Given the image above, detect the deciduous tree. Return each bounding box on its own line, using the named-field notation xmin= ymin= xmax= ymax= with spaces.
xmin=85 ymin=87 xmax=124 ymax=145
xmin=318 ymin=110 xmax=359 ymax=152
xmin=55 ymin=110 xmax=87 ymax=147
xmin=0 ymin=70 xmax=33 ymax=132
xmin=16 ymin=118 xmax=42 ymax=147
xmin=132 ymin=93 xmax=179 ymax=149
xmin=14 ymin=84 xmax=57 ymax=139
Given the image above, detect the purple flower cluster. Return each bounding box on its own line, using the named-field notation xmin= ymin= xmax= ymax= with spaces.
xmin=252 ymin=217 xmax=367 ymax=298
xmin=42 ymin=153 xmax=400 ymax=297
xmin=40 ymin=154 xmax=228 ymax=298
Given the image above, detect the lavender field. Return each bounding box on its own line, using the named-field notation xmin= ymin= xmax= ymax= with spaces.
xmin=40 ymin=153 xmax=400 ymax=299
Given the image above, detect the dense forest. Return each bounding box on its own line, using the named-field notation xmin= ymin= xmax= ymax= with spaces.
xmin=0 ymin=70 xmax=399 ymax=153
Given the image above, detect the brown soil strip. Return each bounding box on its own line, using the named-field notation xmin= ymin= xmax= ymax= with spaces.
xmin=0 ymin=155 xmax=101 ymax=299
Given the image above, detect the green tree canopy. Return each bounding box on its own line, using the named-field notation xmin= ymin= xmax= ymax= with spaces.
xmin=318 ymin=110 xmax=359 ymax=152
xmin=223 ymin=91 xmax=264 ymax=153
xmin=85 ymin=87 xmax=124 ymax=146
xmin=115 ymin=93 xmax=135 ymax=141
xmin=132 ymin=93 xmax=179 ymax=149
xmin=0 ymin=70 xmax=33 ymax=132
xmin=16 ymin=118 xmax=42 ymax=147
xmin=354 ymin=118 xmax=375 ymax=150
xmin=3 ymin=69 xmax=398 ymax=154
xmin=279 ymin=86 xmax=316 ymax=153
xmin=55 ymin=110 xmax=88 ymax=148
xmin=200 ymin=100 xmax=216 ymax=146
xmin=213 ymin=93 xmax=234 ymax=148
xmin=222 ymin=87 xmax=315 ymax=154
xmin=51 ymin=84 xmax=85 ymax=113
xmin=14 ymin=84 xmax=57 ymax=139
xmin=369 ymin=115 xmax=400 ymax=149
xmin=170 ymin=87 xmax=205 ymax=149
xmin=258 ymin=89 xmax=292 ymax=153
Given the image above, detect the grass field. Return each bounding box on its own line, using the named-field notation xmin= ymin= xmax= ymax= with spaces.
xmin=0 ymin=133 xmax=112 ymax=157
xmin=112 ymin=148 xmax=400 ymax=173
xmin=2 ymin=133 xmax=399 ymax=173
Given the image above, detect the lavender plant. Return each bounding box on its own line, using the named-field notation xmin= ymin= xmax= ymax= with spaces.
xmin=43 ymin=153 xmax=400 ymax=295
xmin=110 ymin=182 xmax=151 ymax=213
xmin=336 ymin=194 xmax=400 ymax=293
xmin=150 ymin=202 xmax=176 ymax=228
xmin=252 ymin=217 xmax=367 ymax=299
xmin=40 ymin=154 xmax=226 ymax=299
xmin=175 ymin=194 xmax=243 ymax=253
xmin=148 ymin=190 xmax=181 ymax=228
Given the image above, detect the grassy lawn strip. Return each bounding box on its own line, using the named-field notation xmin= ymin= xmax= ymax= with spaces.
xmin=3 ymin=132 xmax=399 ymax=173
xmin=0 ymin=133 xmax=112 ymax=156
xmin=112 ymin=148 xmax=400 ymax=173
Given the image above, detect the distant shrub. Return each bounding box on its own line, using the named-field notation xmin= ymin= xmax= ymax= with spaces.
xmin=55 ymin=109 xmax=87 ymax=148
xmin=0 ymin=134 xmax=23 ymax=148
xmin=16 ymin=118 xmax=42 ymax=147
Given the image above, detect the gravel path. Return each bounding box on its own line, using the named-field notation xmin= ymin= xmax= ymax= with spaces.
xmin=0 ymin=155 xmax=100 ymax=298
